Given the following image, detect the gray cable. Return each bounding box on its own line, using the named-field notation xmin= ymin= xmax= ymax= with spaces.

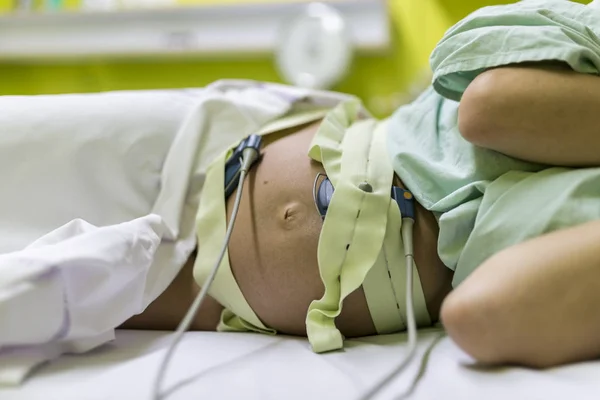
xmin=152 ymin=148 xmax=258 ymax=400
xmin=396 ymin=332 xmax=446 ymax=400
xmin=356 ymin=219 xmax=418 ymax=400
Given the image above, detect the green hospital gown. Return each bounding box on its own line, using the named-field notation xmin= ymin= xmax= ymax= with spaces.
xmin=387 ymin=0 xmax=600 ymax=286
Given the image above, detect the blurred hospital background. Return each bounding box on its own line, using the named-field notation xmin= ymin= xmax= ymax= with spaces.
xmin=0 ymin=0 xmax=590 ymax=117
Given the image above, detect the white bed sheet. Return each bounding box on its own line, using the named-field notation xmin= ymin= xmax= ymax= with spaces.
xmin=2 ymin=328 xmax=599 ymax=400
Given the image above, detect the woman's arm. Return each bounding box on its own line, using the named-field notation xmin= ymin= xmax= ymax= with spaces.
xmin=441 ymin=219 xmax=600 ymax=368
xmin=458 ymin=63 xmax=600 ymax=167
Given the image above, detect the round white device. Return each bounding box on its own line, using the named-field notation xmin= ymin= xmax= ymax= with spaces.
xmin=276 ymin=2 xmax=354 ymax=90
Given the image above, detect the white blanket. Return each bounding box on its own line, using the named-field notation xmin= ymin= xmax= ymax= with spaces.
xmin=3 ymin=329 xmax=600 ymax=400
xmin=0 ymin=81 xmax=351 ymax=385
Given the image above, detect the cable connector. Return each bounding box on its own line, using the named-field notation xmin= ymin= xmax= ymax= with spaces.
xmin=241 ymin=135 xmax=262 ymax=173
xmin=391 ymin=186 xmax=416 ymax=221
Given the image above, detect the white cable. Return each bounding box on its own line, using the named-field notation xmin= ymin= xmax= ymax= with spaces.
xmin=151 ymin=157 xmax=252 ymax=400
xmin=356 ymin=219 xmax=418 ymax=400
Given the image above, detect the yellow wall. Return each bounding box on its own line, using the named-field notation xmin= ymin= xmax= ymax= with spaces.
xmin=1 ymin=0 xmax=576 ymax=115
xmin=0 ymin=0 xmax=12 ymax=12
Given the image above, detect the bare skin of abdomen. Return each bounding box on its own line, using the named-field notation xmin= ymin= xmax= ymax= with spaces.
xmin=122 ymin=121 xmax=453 ymax=336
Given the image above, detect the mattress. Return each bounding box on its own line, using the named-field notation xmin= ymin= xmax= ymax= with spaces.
xmin=2 ymin=328 xmax=599 ymax=400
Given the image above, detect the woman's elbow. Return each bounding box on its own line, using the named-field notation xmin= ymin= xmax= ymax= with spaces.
xmin=457 ymin=65 xmax=543 ymax=150
xmin=458 ymin=63 xmax=574 ymax=147
xmin=458 ymin=69 xmax=509 ymax=147
xmin=440 ymin=286 xmax=557 ymax=369
xmin=440 ymin=288 xmax=508 ymax=365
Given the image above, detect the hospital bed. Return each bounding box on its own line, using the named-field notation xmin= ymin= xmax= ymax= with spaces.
xmin=3 ymin=328 xmax=600 ymax=400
